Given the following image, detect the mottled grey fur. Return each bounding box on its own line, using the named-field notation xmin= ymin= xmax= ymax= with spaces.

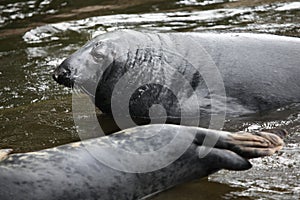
xmin=0 ymin=124 xmax=284 ymax=200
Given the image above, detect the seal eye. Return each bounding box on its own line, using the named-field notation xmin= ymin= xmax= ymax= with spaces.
xmin=91 ymin=51 xmax=105 ymax=62
xmin=91 ymin=42 xmax=105 ymax=62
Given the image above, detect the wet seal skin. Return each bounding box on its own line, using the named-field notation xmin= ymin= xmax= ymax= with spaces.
xmin=53 ymin=30 xmax=300 ymax=122
xmin=0 ymin=124 xmax=285 ymax=200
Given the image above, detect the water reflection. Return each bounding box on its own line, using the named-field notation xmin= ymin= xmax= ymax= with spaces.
xmin=0 ymin=0 xmax=60 ymax=28
xmin=23 ymin=1 xmax=300 ymax=44
xmin=151 ymin=179 xmax=251 ymax=200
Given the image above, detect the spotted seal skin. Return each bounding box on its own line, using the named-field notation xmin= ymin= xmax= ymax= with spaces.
xmin=53 ymin=30 xmax=300 ymax=122
xmin=0 ymin=124 xmax=285 ymax=200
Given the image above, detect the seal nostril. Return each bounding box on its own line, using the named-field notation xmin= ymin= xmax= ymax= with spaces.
xmin=61 ymin=67 xmax=68 ymax=75
xmin=64 ymin=68 xmax=71 ymax=76
xmin=52 ymin=73 xmax=58 ymax=82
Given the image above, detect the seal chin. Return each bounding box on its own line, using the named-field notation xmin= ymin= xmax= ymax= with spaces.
xmin=53 ymin=61 xmax=74 ymax=88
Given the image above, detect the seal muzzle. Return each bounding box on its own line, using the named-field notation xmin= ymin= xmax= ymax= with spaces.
xmin=53 ymin=60 xmax=74 ymax=88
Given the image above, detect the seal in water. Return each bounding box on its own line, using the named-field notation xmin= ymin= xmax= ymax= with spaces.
xmin=0 ymin=124 xmax=285 ymax=200
xmin=53 ymin=30 xmax=300 ymax=124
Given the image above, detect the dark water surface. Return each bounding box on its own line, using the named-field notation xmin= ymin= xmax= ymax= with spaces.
xmin=0 ymin=0 xmax=299 ymax=199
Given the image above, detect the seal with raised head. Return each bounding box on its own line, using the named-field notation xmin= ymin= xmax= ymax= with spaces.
xmin=0 ymin=124 xmax=285 ymax=200
xmin=53 ymin=30 xmax=300 ymax=124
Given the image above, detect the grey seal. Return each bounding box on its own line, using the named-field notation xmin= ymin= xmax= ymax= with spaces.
xmin=0 ymin=124 xmax=285 ymax=200
xmin=53 ymin=30 xmax=300 ymax=123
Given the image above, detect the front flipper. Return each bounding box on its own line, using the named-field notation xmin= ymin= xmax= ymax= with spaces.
xmin=194 ymin=128 xmax=285 ymax=159
xmin=197 ymin=147 xmax=252 ymax=171
xmin=193 ymin=129 xmax=286 ymax=175
xmin=226 ymin=131 xmax=285 ymax=159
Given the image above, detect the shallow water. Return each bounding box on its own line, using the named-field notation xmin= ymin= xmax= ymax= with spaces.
xmin=0 ymin=0 xmax=299 ymax=199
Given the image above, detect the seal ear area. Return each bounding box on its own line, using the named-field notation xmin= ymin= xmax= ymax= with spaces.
xmin=0 ymin=149 xmax=13 ymax=162
xmin=196 ymin=147 xmax=252 ymax=171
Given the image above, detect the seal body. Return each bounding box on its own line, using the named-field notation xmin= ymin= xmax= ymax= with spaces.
xmin=0 ymin=124 xmax=284 ymax=200
xmin=53 ymin=30 xmax=300 ymax=122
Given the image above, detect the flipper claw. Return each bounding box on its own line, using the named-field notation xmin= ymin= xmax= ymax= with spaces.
xmin=0 ymin=149 xmax=13 ymax=162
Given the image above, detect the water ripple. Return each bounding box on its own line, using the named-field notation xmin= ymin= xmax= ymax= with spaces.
xmin=23 ymin=2 xmax=300 ymax=44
